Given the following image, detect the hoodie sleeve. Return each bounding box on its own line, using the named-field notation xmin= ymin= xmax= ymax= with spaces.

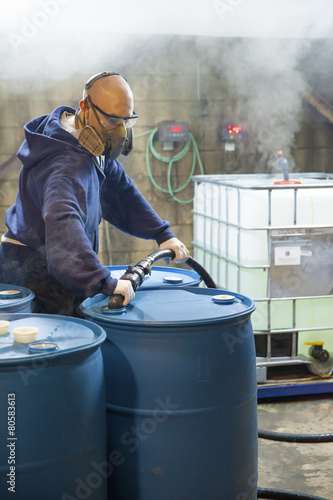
xmin=41 ymin=170 xmax=117 ymax=297
xmin=100 ymin=159 xmax=175 ymax=245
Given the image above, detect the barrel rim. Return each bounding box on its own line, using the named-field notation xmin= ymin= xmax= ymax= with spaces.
xmin=80 ymin=286 xmax=256 ymax=328
xmin=0 ymin=283 xmax=35 ymax=309
xmin=0 ymin=313 xmax=106 ymax=364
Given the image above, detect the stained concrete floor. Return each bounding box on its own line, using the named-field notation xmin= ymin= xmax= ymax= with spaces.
xmin=257 ymin=394 xmax=333 ymax=500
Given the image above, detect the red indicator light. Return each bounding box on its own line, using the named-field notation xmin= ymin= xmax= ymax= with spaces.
xmin=227 ymin=125 xmax=242 ymax=134
xmin=171 ymin=126 xmax=183 ymax=132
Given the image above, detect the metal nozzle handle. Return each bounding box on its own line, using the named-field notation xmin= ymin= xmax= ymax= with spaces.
xmin=108 ymin=294 xmax=124 ymax=309
xmin=107 ymin=249 xmax=217 ymax=310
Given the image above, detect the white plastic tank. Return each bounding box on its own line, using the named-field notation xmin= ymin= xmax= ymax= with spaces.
xmin=193 ymin=173 xmax=333 ymax=359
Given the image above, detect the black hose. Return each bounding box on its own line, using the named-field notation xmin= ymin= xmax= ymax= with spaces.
xmin=258 ymin=429 xmax=333 ymax=443
xmin=257 ymin=487 xmax=329 ymax=500
xmin=145 ymin=251 xmax=218 ymax=288
xmin=185 ymin=256 xmax=217 ymax=289
xmin=258 ymin=430 xmax=332 ymax=498
xmin=108 ymin=250 xmax=217 ymax=308
xmin=108 ymin=249 xmax=176 ymax=309
xmin=143 ymin=248 xmax=176 ymax=264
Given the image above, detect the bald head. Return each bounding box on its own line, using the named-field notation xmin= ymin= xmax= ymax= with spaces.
xmin=83 ymin=74 xmax=134 ymax=118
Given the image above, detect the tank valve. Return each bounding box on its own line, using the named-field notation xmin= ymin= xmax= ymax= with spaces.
xmin=273 ymin=150 xmax=301 ymax=185
xmin=275 ymin=150 xmax=289 ymax=181
xmin=305 ymin=342 xmax=330 ymax=363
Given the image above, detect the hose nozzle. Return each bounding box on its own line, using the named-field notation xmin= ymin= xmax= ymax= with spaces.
xmin=108 ymin=250 xmax=176 ymax=309
xmin=107 ymin=249 xmax=217 ymax=309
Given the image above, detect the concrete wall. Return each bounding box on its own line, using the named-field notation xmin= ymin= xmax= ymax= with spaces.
xmin=1 ymin=36 xmax=333 ymax=268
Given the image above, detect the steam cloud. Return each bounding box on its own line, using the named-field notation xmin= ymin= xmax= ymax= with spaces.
xmin=1 ymin=0 xmax=332 ymax=81
xmin=0 ymin=0 xmax=332 ymax=169
xmin=211 ymin=38 xmax=311 ymax=167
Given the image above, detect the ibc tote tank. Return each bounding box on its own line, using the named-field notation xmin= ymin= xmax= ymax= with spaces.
xmin=81 ymin=286 xmax=257 ymax=500
xmin=0 ymin=313 xmax=107 ymax=500
xmin=192 ymin=173 xmax=333 ymax=360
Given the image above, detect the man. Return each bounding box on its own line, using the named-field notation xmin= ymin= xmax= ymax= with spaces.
xmin=0 ymin=72 xmax=189 ymax=316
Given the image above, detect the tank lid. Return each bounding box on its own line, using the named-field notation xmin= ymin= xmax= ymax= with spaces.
xmin=0 ymin=283 xmax=35 ymax=309
xmin=105 ymin=265 xmax=201 ymax=289
xmin=0 ymin=313 xmax=106 ymax=363
xmin=192 ymin=173 xmax=333 ymax=189
xmin=80 ymin=287 xmax=255 ymax=327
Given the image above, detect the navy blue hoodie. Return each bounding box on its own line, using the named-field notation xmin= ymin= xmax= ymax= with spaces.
xmin=4 ymin=106 xmax=174 ymax=297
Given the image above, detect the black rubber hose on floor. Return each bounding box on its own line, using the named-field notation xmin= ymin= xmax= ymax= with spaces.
xmin=258 ymin=429 xmax=333 ymax=443
xmin=257 ymin=487 xmax=329 ymax=500
xmin=258 ymin=427 xmax=333 ymax=499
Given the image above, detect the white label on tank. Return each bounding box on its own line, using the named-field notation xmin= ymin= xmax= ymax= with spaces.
xmin=300 ymin=249 xmax=312 ymax=257
xmin=274 ymin=246 xmax=301 ymax=266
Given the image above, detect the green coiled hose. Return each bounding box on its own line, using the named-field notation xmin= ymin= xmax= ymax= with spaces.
xmin=135 ymin=128 xmax=204 ymax=204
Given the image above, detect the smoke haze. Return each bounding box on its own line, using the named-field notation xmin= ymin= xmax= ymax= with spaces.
xmin=1 ymin=0 xmax=332 ymax=166
xmin=1 ymin=0 xmax=332 ymax=83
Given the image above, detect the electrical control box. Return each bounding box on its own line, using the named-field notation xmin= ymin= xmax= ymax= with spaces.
xmin=220 ymin=125 xmax=244 ymax=141
xmin=158 ymin=121 xmax=189 ymax=142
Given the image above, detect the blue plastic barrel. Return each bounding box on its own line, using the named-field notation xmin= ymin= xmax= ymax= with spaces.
xmin=0 ymin=313 xmax=107 ymax=500
xmin=81 ymin=287 xmax=258 ymax=500
xmin=105 ymin=265 xmax=201 ymax=288
xmin=0 ymin=284 xmax=34 ymax=313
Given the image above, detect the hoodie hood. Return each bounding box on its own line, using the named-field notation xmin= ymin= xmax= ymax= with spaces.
xmin=17 ymin=105 xmax=91 ymax=170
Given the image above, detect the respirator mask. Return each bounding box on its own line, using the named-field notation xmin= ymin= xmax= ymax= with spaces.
xmin=75 ymin=72 xmax=139 ymax=160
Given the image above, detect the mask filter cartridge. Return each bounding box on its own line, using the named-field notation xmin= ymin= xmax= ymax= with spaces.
xmin=78 ymin=127 xmax=105 ymax=156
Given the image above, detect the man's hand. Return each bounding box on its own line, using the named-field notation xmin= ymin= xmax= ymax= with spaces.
xmin=159 ymin=237 xmax=190 ymax=264
xmin=114 ymin=279 xmax=135 ymax=306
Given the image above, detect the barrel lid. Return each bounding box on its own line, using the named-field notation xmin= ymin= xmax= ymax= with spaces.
xmin=0 ymin=313 xmax=106 ymax=363
xmin=0 ymin=283 xmax=35 ymax=309
xmin=80 ymin=287 xmax=255 ymax=327
xmin=105 ymin=265 xmax=201 ymax=289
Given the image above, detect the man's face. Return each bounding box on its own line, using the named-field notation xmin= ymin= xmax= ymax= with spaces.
xmin=83 ymin=75 xmax=136 ymax=134
xmin=76 ymin=74 xmax=138 ymax=158
xmin=85 ymin=96 xmax=136 ymax=134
